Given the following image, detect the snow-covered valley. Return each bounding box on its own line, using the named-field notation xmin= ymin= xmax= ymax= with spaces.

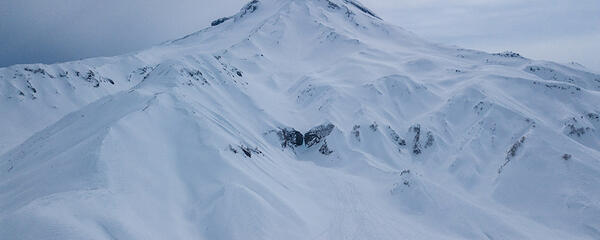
xmin=1 ymin=0 xmax=599 ymax=239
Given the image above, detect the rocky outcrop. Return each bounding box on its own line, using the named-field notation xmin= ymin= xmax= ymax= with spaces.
xmin=386 ymin=126 xmax=406 ymax=150
xmin=343 ymin=0 xmax=381 ymax=19
xmin=498 ymin=136 xmax=527 ymax=173
xmin=409 ymin=124 xmax=435 ymax=155
xmin=239 ymin=0 xmax=260 ymax=18
xmin=351 ymin=125 xmax=361 ymax=142
xmin=229 ymin=144 xmax=263 ymax=158
xmin=304 ymin=123 xmax=335 ymax=148
xmin=273 ymin=123 xmax=335 ymax=155
xmin=493 ymin=51 xmax=523 ymax=58
xmin=211 ymin=17 xmax=231 ymax=26
xmin=319 ymin=140 xmax=333 ymax=155
xmin=277 ymin=128 xmax=304 ymax=148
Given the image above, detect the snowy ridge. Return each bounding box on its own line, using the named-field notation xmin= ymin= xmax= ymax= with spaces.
xmin=1 ymin=0 xmax=600 ymax=239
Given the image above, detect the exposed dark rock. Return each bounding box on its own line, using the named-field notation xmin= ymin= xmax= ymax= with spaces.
xmin=241 ymin=147 xmax=252 ymax=157
xmin=272 ymin=124 xmax=336 ymax=151
xmin=473 ymin=101 xmax=490 ymax=115
xmin=304 ymin=123 xmax=335 ymax=148
xmin=499 ymin=136 xmax=527 ymax=173
xmin=386 ymin=126 xmax=406 ymax=153
xmin=239 ymin=0 xmax=259 ymax=18
xmin=587 ymin=113 xmax=599 ymax=121
xmin=186 ymin=69 xmax=203 ymax=78
xmin=409 ymin=124 xmax=435 ymax=154
xmin=527 ymin=66 xmax=542 ymax=73
xmin=319 ymin=140 xmax=334 ymax=155
xmin=369 ymin=122 xmax=378 ymax=132
xmin=493 ymin=51 xmax=523 ymax=58
xmin=25 ymin=80 xmax=37 ymax=94
xmin=545 ymin=84 xmax=580 ymax=92
xmin=387 ymin=126 xmax=406 ymax=147
xmin=24 ymin=67 xmax=54 ymax=78
xmin=84 ymin=70 xmax=95 ymax=80
xmin=566 ymin=124 xmax=589 ymax=137
xmin=240 ymin=145 xmax=262 ymax=158
xmin=508 ymin=136 xmax=526 ymax=158
xmin=562 ymin=113 xmax=598 ymax=139
xmin=82 ymin=70 xmax=101 ymax=87
xmin=562 ymin=154 xmax=572 ymax=161
xmin=127 ymin=65 xmax=157 ymax=83
xmin=229 ymin=144 xmax=262 ymax=158
xmin=24 ymin=67 xmax=45 ymax=74
xmin=424 ymin=132 xmax=435 ymax=149
xmin=344 ymin=9 xmax=355 ymax=19
xmin=327 ymin=1 xmax=340 ymax=9
xmin=182 ymin=69 xmax=209 ymax=86
xmin=211 ymin=17 xmax=231 ymax=26
xmin=403 ymin=180 xmax=410 ymax=187
xmin=410 ymin=125 xmax=422 ymax=155
xmin=352 ymin=125 xmax=360 ymax=141
xmin=228 ymin=145 xmax=238 ymax=154
xmin=278 ymin=128 xmax=304 ymax=148
xmin=343 ymin=0 xmax=381 ymax=19
xmin=137 ymin=66 xmax=156 ymax=81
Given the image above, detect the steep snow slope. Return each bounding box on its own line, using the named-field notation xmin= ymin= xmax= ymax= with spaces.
xmin=1 ymin=0 xmax=600 ymax=239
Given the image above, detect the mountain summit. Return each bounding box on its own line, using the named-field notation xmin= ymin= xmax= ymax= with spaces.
xmin=1 ymin=0 xmax=600 ymax=239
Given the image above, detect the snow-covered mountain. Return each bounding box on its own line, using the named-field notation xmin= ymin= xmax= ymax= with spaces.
xmin=1 ymin=0 xmax=600 ymax=239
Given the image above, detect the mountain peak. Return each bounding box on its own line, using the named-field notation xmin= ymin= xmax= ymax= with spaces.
xmin=209 ymin=0 xmax=381 ymax=27
xmin=168 ymin=0 xmax=415 ymax=60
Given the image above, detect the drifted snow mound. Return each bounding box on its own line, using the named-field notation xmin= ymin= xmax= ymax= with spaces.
xmin=1 ymin=0 xmax=600 ymax=239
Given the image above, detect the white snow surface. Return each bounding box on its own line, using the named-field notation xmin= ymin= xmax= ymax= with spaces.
xmin=1 ymin=0 xmax=600 ymax=239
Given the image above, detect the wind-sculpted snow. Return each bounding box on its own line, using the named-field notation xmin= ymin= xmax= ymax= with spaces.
xmin=1 ymin=0 xmax=600 ymax=239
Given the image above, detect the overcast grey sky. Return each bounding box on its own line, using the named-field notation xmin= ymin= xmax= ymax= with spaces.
xmin=1 ymin=0 xmax=599 ymax=72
